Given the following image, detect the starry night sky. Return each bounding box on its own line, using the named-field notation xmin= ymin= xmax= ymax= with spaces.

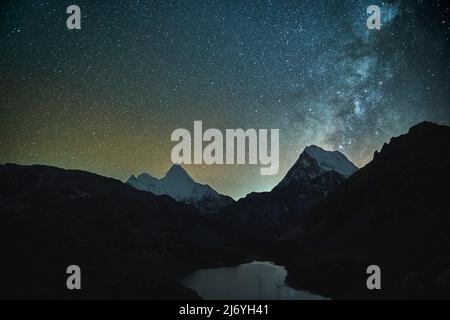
xmin=1 ymin=0 xmax=449 ymax=199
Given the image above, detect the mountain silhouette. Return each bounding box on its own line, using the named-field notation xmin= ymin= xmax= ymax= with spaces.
xmin=220 ymin=145 xmax=358 ymax=242
xmin=0 ymin=164 xmax=246 ymax=299
xmin=275 ymin=145 xmax=358 ymax=189
xmin=271 ymin=121 xmax=450 ymax=299
xmin=1 ymin=122 xmax=449 ymax=299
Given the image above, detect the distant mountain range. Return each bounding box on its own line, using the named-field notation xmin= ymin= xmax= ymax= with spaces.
xmin=1 ymin=121 xmax=449 ymax=299
xmin=220 ymin=145 xmax=358 ymax=241
xmin=126 ymin=165 xmax=234 ymax=213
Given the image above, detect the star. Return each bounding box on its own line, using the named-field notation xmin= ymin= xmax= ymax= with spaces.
xmin=0 ymin=0 xmax=449 ymax=199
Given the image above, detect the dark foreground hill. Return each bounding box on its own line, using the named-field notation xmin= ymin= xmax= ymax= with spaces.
xmin=270 ymin=122 xmax=450 ymax=299
xmin=0 ymin=164 xmax=246 ymax=299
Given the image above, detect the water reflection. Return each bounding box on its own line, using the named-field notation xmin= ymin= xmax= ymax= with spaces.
xmin=181 ymin=261 xmax=327 ymax=300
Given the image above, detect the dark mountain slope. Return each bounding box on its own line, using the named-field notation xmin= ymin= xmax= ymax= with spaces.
xmin=220 ymin=146 xmax=357 ymax=242
xmin=0 ymin=164 xmax=246 ymax=299
xmin=271 ymin=122 xmax=450 ymax=299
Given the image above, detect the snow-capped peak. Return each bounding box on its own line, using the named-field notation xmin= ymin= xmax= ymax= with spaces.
xmin=126 ymin=172 xmax=158 ymax=191
xmin=275 ymin=145 xmax=358 ymax=189
xmin=304 ymin=145 xmax=358 ymax=177
xmin=126 ymin=165 xmax=234 ymax=212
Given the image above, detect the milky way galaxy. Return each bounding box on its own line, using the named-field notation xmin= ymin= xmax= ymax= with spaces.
xmin=1 ymin=0 xmax=449 ymax=199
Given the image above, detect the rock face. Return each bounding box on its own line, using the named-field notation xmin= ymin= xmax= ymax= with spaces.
xmin=127 ymin=165 xmax=234 ymax=213
xmin=221 ymin=146 xmax=358 ymax=242
xmin=273 ymin=122 xmax=450 ymax=299
xmin=0 ymin=164 xmax=245 ymax=299
xmin=276 ymin=145 xmax=358 ymax=189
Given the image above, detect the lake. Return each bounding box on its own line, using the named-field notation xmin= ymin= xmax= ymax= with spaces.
xmin=181 ymin=261 xmax=327 ymax=300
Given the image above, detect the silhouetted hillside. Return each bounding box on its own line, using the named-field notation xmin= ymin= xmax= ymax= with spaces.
xmin=221 ymin=146 xmax=357 ymax=242
xmin=0 ymin=164 xmax=246 ymax=299
xmin=271 ymin=122 xmax=450 ymax=299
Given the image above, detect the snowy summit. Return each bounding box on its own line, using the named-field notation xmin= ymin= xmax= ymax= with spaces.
xmin=126 ymin=165 xmax=234 ymax=212
xmin=303 ymin=145 xmax=358 ymax=177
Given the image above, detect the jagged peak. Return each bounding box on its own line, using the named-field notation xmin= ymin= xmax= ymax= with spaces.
xmin=275 ymin=144 xmax=358 ymax=190
xmin=301 ymin=145 xmax=358 ymax=177
xmin=408 ymin=121 xmax=441 ymax=133
xmin=137 ymin=172 xmax=156 ymax=179
xmin=165 ymin=164 xmax=193 ymax=181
